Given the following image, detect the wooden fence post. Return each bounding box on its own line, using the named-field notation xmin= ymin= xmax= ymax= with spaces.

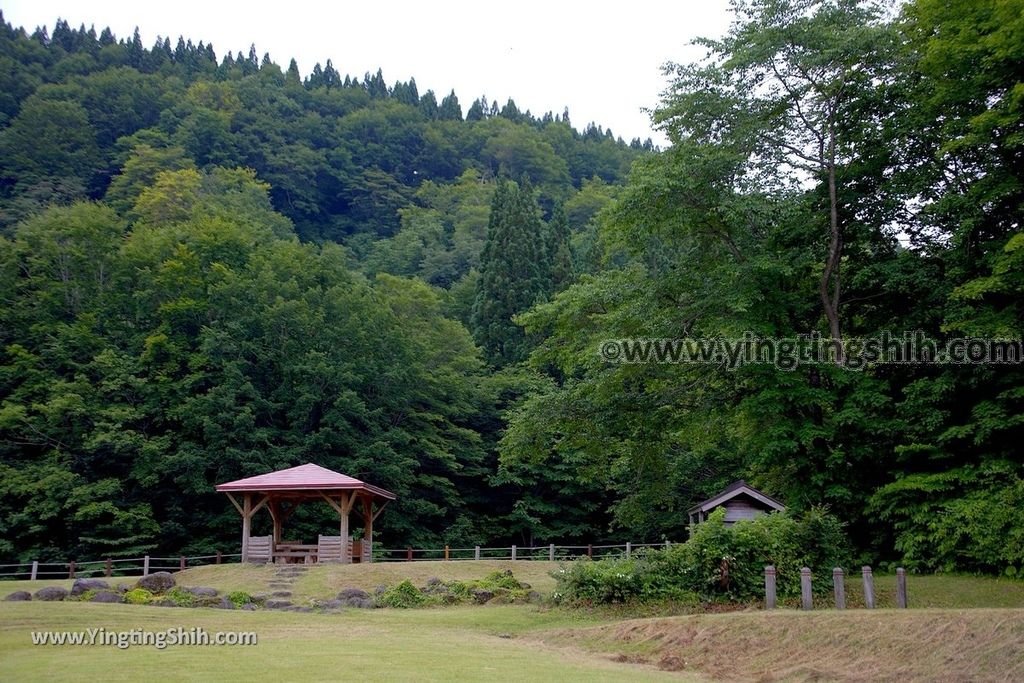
xmin=474 ymin=546 xmax=480 ymax=561
xmin=68 ymin=561 xmax=75 ymax=579
xmin=549 ymin=543 xmax=555 ymax=562
xmin=764 ymin=565 xmax=777 ymax=610
xmin=587 ymin=544 xmax=593 ymax=558
xmin=511 ymin=545 xmax=517 ymax=561
xmin=143 ymin=555 xmax=150 ymax=577
xmin=625 ymin=542 xmax=632 ymax=558
xmin=444 ymin=545 xmax=450 ymax=561
xmin=665 ymin=540 xmax=671 ymax=549
xmin=30 ymin=561 xmax=38 ymax=581
xmin=216 ymin=551 xmax=222 ymax=565
xmin=896 ymin=567 xmax=907 ymax=608
xmin=833 ymin=567 xmax=846 ymax=609
xmin=862 ymin=566 xmax=875 ymax=609
xmin=406 ymin=547 xmax=413 ymax=562
xmin=800 ymin=567 xmax=813 ymax=610
xmin=105 ymin=559 xmax=112 ymax=578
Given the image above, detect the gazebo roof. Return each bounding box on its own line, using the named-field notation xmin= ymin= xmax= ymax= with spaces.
xmin=215 ymin=463 xmax=396 ymax=499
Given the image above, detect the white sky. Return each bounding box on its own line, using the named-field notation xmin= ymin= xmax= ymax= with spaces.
xmin=2 ymin=0 xmax=733 ymax=146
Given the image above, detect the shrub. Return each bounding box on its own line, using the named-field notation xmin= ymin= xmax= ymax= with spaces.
xmin=377 ymin=580 xmax=427 ymax=608
xmin=164 ymin=587 xmax=196 ymax=607
xmin=552 ymin=507 xmax=851 ymax=605
xmin=227 ymin=591 xmax=252 ymax=608
xmin=124 ymin=588 xmax=154 ymax=605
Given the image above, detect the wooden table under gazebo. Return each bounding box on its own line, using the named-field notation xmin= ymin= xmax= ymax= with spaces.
xmin=215 ymin=463 xmax=395 ymax=564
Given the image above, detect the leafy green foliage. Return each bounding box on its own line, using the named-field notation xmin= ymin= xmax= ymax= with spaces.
xmin=552 ymin=508 xmax=850 ymax=604
xmin=377 ymin=580 xmax=427 ymax=608
xmin=123 ymin=588 xmax=153 ymax=605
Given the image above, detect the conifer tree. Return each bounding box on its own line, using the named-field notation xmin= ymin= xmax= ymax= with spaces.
xmin=471 ymin=177 xmax=547 ymax=366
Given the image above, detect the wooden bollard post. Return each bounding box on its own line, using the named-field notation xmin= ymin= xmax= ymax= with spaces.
xmin=68 ymin=561 xmax=76 ymax=579
xmin=474 ymin=546 xmax=480 ymax=561
xmin=406 ymin=547 xmax=413 ymax=562
xmin=511 ymin=544 xmax=517 ymax=561
xmin=833 ymin=567 xmax=846 ymax=609
xmin=105 ymin=559 xmax=112 ymax=578
xmin=549 ymin=543 xmax=555 ymax=562
xmin=896 ymin=567 xmax=907 ymax=608
xmin=764 ymin=565 xmax=777 ymax=610
xmin=625 ymin=542 xmax=632 ymax=559
xmin=665 ymin=540 xmax=671 ymax=549
xmin=587 ymin=544 xmax=593 ymax=558
xmin=179 ymin=556 xmax=186 ymax=572
xmin=800 ymin=567 xmax=813 ymax=610
xmin=216 ymin=550 xmax=222 ymax=565
xmin=862 ymin=566 xmax=875 ymax=609
xmin=30 ymin=561 xmax=38 ymax=581
xmin=143 ymin=555 xmax=150 ymax=577
xmin=444 ymin=545 xmax=450 ymax=561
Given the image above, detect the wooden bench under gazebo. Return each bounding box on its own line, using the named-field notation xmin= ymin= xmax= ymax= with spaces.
xmin=215 ymin=463 xmax=395 ymax=564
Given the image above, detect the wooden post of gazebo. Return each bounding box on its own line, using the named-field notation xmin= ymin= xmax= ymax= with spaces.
xmin=216 ymin=463 xmax=395 ymax=565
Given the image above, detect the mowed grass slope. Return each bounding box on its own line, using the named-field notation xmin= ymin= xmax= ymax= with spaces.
xmin=177 ymin=560 xmax=560 ymax=601
xmin=0 ymin=602 xmax=689 ymax=683
xmin=541 ymin=609 xmax=1024 ymax=681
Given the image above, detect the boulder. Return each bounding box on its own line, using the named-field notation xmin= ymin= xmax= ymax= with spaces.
xmin=337 ymin=588 xmax=370 ymax=601
xmin=318 ymin=599 xmax=343 ymax=609
xmin=70 ymin=578 xmax=110 ymax=597
xmin=33 ymin=586 xmax=68 ymax=602
xmin=264 ymin=599 xmax=292 ymax=609
xmin=470 ymin=588 xmax=494 ymax=605
xmin=271 ymin=591 xmax=292 ymax=598
xmin=185 ymin=586 xmax=218 ymax=598
xmin=425 ymin=577 xmax=443 ymax=588
xmin=89 ymin=591 xmax=123 ymax=604
xmin=527 ymin=591 xmax=543 ymax=604
xmin=240 ymin=603 xmax=257 ymax=611
xmin=150 ymin=598 xmax=177 ymax=607
xmin=286 ymin=606 xmax=313 ymax=613
xmin=135 ymin=572 xmax=175 ymax=594
xmin=211 ymin=598 xmax=235 ymax=609
xmin=346 ymin=597 xmax=375 ymax=609
xmin=374 ymin=585 xmax=387 ymax=596
xmin=115 ymin=584 xmax=132 ymax=593
xmin=3 ymin=591 xmax=31 ymax=601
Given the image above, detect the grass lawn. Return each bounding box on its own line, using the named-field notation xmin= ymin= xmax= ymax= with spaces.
xmin=3 ymin=566 xmax=1024 ymax=681
xmin=176 ymin=560 xmax=560 ymax=603
xmin=0 ymin=602 xmax=688 ymax=683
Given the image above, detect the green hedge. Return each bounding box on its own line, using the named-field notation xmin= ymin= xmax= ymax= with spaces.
xmin=552 ymin=507 xmax=849 ymax=604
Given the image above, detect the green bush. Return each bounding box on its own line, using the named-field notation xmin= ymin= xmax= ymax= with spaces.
xmin=552 ymin=507 xmax=850 ymax=605
xmin=227 ymin=590 xmax=252 ymax=608
xmin=378 ymin=580 xmax=427 ymax=608
xmin=124 ymin=588 xmax=154 ymax=605
xmin=165 ymin=587 xmax=196 ymax=607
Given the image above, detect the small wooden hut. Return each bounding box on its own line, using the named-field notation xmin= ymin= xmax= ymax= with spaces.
xmin=687 ymin=480 xmax=784 ymax=526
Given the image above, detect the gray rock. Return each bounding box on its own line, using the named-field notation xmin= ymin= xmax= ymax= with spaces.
xmin=211 ymin=597 xmax=235 ymax=609
xmin=425 ymin=577 xmax=443 ymax=587
xmin=150 ymin=598 xmax=177 ymax=607
xmin=338 ymin=587 xmax=370 ymax=600
xmin=471 ymin=588 xmax=494 ymax=605
xmin=71 ymin=578 xmax=110 ymax=597
xmin=286 ymin=606 xmax=313 ymax=613
xmin=346 ymin=597 xmax=375 ymax=609
xmin=374 ymin=584 xmax=388 ymax=596
xmin=33 ymin=586 xmax=68 ymax=602
xmin=89 ymin=591 xmax=123 ymax=603
xmin=240 ymin=603 xmax=257 ymax=611
xmin=271 ymin=591 xmax=292 ymax=598
xmin=520 ymin=582 xmax=532 ymax=589
xmin=4 ymin=591 xmax=31 ymax=601
xmin=115 ymin=583 xmax=132 ymax=593
xmin=318 ymin=599 xmax=343 ymax=609
xmin=135 ymin=572 xmax=175 ymax=594
xmin=527 ymin=591 xmax=542 ymax=604
xmin=186 ymin=586 xmax=218 ymax=597
xmin=264 ymin=599 xmax=292 ymax=609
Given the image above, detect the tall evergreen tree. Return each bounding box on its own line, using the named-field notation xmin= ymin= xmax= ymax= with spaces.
xmin=471 ymin=177 xmax=547 ymax=366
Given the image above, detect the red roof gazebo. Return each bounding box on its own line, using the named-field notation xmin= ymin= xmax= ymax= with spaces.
xmin=216 ymin=463 xmax=396 ymax=564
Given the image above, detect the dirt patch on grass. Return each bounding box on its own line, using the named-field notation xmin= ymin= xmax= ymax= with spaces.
xmin=539 ymin=608 xmax=1024 ymax=682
